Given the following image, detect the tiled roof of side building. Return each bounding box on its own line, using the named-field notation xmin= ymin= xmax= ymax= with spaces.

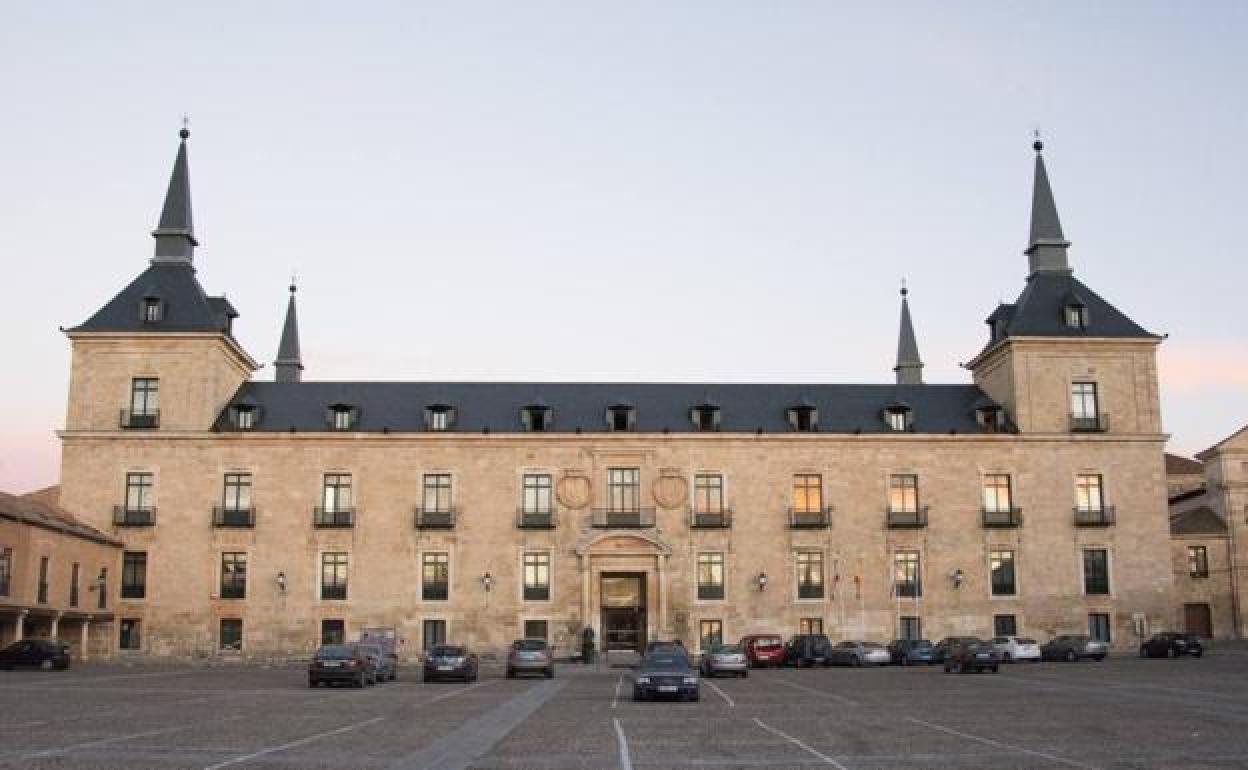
xmin=1169 ymin=506 xmax=1227 ymax=537
xmin=0 ymin=491 xmax=123 ymax=547
xmin=68 ymin=263 xmax=234 ymax=334
xmin=1165 ymin=453 xmax=1204 ymax=476
xmin=214 ymin=381 xmax=1001 ymax=434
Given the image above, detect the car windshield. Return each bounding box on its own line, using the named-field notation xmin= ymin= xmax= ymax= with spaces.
xmin=317 ymin=645 xmax=356 ymax=660
xmin=712 ymin=645 xmax=742 ymax=654
xmin=911 ymin=640 xmax=932 ymax=649
xmin=835 ymin=642 xmax=855 ymax=648
xmin=1017 ymin=638 xmax=1037 ymax=645
xmin=863 ymin=643 xmax=885 ymax=649
xmin=642 ymin=656 xmax=689 ymax=670
xmin=430 ymin=646 xmax=464 ymax=657
xmin=755 ymin=638 xmax=782 ymax=647
xmin=513 ymin=639 xmax=548 ymax=651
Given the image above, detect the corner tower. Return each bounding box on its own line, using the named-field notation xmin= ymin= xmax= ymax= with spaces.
xmin=966 ymin=140 xmax=1163 ymax=435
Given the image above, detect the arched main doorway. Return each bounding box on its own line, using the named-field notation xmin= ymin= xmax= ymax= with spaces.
xmin=576 ymin=532 xmax=672 ymax=654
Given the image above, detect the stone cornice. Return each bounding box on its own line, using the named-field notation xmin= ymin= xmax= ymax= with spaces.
xmin=64 ymin=330 xmax=259 ymax=372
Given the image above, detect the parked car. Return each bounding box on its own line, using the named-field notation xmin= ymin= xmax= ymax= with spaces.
xmin=308 ymin=644 xmax=375 ymax=687
xmin=632 ymin=653 xmax=700 ymax=701
xmin=784 ymin=634 xmax=833 ymax=667
xmin=739 ymin=634 xmax=786 ymax=668
xmin=507 ymin=638 xmax=555 ymax=678
xmin=942 ymin=638 xmax=1000 ymax=674
xmin=423 ymin=645 xmax=479 ymax=682
xmin=932 ymin=636 xmax=980 ymax=664
xmin=1139 ymin=632 xmax=1204 ymax=658
xmin=359 ymin=627 xmax=401 ymax=681
xmin=992 ymin=636 xmax=1042 ymax=663
xmin=1042 ymin=635 xmax=1108 ymax=662
xmin=356 ymin=643 xmax=396 ymax=683
xmin=888 ymin=639 xmax=937 ymax=666
xmin=0 ymin=639 xmax=71 ymax=671
xmin=699 ymin=644 xmax=749 ymax=677
xmin=829 ymin=641 xmax=892 ymax=666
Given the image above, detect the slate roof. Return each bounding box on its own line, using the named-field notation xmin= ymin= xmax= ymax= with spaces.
xmin=1165 ymin=453 xmax=1204 ymax=476
xmin=1170 ymin=506 xmax=1227 ymax=537
xmin=0 ymin=490 xmax=122 ymax=547
xmin=69 ymin=263 xmax=235 ymax=334
xmin=213 ymin=381 xmax=1003 ymax=434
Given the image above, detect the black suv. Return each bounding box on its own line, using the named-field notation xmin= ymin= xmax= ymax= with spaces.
xmin=0 ymin=639 xmax=71 ymax=670
xmin=1140 ymin=632 xmax=1204 ymax=658
xmin=942 ymin=638 xmax=1000 ymax=674
xmin=784 ymin=634 xmax=833 ymax=667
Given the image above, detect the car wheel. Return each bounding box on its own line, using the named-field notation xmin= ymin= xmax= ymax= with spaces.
xmin=545 ymin=667 xmax=554 ymax=679
xmin=354 ymin=675 xmax=365 ymax=688
xmin=506 ymin=667 xmax=515 ymax=679
xmin=1065 ymin=649 xmax=1077 ymax=663
xmin=633 ymin=688 xmax=645 ymax=702
xmin=1193 ymin=650 xmax=1203 ymax=658
xmin=991 ymin=665 xmax=999 ymax=674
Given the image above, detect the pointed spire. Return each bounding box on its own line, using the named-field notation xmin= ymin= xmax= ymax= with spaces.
xmin=894 ymin=282 xmax=924 ymax=385
xmin=151 ymin=121 xmax=198 ymax=265
xmin=274 ymin=282 xmax=303 ymax=383
xmin=1024 ymin=136 xmax=1072 ymax=275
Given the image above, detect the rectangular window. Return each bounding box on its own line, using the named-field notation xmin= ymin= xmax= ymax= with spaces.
xmin=990 ymin=550 xmax=1016 ymax=596
xmin=422 ymin=619 xmax=447 ymax=651
xmin=1083 ymin=549 xmax=1110 ymax=595
xmin=130 ymin=377 xmax=159 ymax=416
xmin=220 ymin=618 xmax=243 ymax=651
xmin=1071 ymin=382 xmax=1099 ymax=419
xmin=97 ymin=567 xmax=108 ymax=609
xmin=693 ymin=474 xmax=724 ymax=514
xmin=422 ymin=552 xmax=449 ymax=601
xmin=119 ymin=618 xmax=142 ymax=650
xmin=523 ymin=552 xmax=550 ymax=601
xmin=792 ymin=474 xmax=823 ymax=514
xmin=700 ymin=619 xmax=723 ymax=651
xmin=221 ymin=552 xmax=247 ymax=599
xmin=322 ymin=473 xmax=352 ymax=513
xmin=121 ymin=551 xmax=146 ymax=600
xmin=1188 ymin=546 xmax=1209 ymax=578
xmin=0 ymin=547 xmax=11 ymax=597
xmin=982 ymin=474 xmax=1013 ymax=512
xmin=524 ymin=619 xmax=548 ymax=640
xmin=69 ymin=562 xmax=79 ymax=608
xmin=125 ymin=472 xmax=154 ymax=512
xmin=423 ymin=473 xmax=453 ymax=514
xmin=38 ymin=557 xmax=49 ymax=603
xmin=522 ymin=474 xmax=553 ymax=514
xmin=222 ymin=473 xmax=252 ymax=511
xmin=796 ymin=551 xmax=824 ymax=599
xmin=321 ymin=552 xmax=348 ymax=600
xmin=697 ymin=553 xmax=725 ymax=600
xmin=143 ymin=298 xmax=162 ymax=322
xmin=889 ymin=475 xmax=919 ymax=513
xmin=428 ymin=408 xmax=449 ymax=432
xmin=994 ymin=614 xmax=1018 ymax=637
xmin=899 ymin=616 xmax=921 ymax=641
xmin=893 ymin=551 xmax=921 ymax=598
xmin=799 ymin=617 xmax=823 ymax=635
xmin=321 ymin=619 xmax=345 ymax=646
xmin=1076 ymin=474 xmax=1104 ymax=512
xmin=1088 ymin=613 xmax=1111 ymax=643
xmin=607 ymin=468 xmax=641 ymax=512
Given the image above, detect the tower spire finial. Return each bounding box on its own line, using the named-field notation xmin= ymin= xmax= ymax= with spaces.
xmin=894 ymin=281 xmax=923 ymax=385
xmin=1024 ymin=132 xmax=1071 ymax=275
xmin=150 ymin=122 xmax=198 ymax=265
xmin=274 ymin=280 xmax=304 ymax=383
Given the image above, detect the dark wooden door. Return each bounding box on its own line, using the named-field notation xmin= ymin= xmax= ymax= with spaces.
xmin=1184 ymin=603 xmax=1212 ymax=637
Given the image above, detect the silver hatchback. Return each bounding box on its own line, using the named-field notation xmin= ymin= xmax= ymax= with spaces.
xmin=699 ymin=644 xmax=749 ymax=678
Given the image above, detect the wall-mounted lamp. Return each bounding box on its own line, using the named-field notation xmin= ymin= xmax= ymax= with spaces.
xmin=276 ymin=571 xmax=287 ymax=593
xmin=950 ymin=568 xmax=964 ymax=589
xmin=481 ymin=572 xmax=494 ymax=592
xmin=755 ymin=572 xmax=768 ymax=591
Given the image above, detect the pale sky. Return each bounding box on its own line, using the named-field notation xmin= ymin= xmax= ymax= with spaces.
xmin=2 ymin=1 xmax=1246 ymax=493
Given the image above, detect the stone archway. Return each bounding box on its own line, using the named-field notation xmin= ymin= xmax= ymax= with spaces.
xmin=575 ymin=532 xmax=673 ymax=651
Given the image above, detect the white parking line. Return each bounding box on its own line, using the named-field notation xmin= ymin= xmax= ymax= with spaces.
xmin=12 ymin=718 xmax=242 ymax=763
xmin=703 ymin=678 xmax=735 ymax=707
xmin=906 ymin=716 xmax=1099 ymax=769
xmin=752 ymin=718 xmax=848 ymax=769
xmin=773 ymin=676 xmax=861 ymax=707
xmin=612 ymin=675 xmax=623 ymax=708
xmin=202 ymin=716 xmax=385 ymax=770
xmin=613 ymin=717 xmax=633 ymax=770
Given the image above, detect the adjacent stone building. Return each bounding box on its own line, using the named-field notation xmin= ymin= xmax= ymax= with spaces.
xmin=55 ymin=131 xmax=1174 ymax=660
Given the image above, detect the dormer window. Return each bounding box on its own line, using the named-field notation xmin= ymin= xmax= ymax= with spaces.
xmin=976 ymin=405 xmax=1004 ymax=432
xmin=786 ymin=402 xmax=818 ymax=432
xmin=606 ymin=404 xmax=635 ymax=432
xmin=690 ymin=402 xmax=720 ymax=432
xmin=425 ymin=404 xmax=455 ymax=432
xmin=141 ymin=297 xmax=164 ymax=322
xmin=1064 ymin=303 xmax=1088 ymax=329
xmin=883 ymin=403 xmax=912 ymax=432
xmin=521 ymin=403 xmax=552 ymax=432
xmin=232 ymin=405 xmax=258 ymax=430
xmin=327 ymin=404 xmax=357 ymax=431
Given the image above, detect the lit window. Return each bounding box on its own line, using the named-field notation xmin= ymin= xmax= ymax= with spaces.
xmin=792 ymin=474 xmax=823 ymax=514
xmin=1075 ymin=474 xmax=1104 ymax=512
xmin=1071 ymin=382 xmax=1099 ymax=419
xmin=888 ymin=475 xmax=919 ymax=513
xmin=982 ymin=474 xmax=1013 ymax=512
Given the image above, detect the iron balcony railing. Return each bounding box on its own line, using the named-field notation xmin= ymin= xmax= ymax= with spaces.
xmin=591 ymin=508 xmax=656 ymax=529
xmin=1069 ymin=413 xmax=1110 ymax=433
xmin=313 ymin=507 xmax=355 ymax=528
xmin=213 ymin=506 xmax=256 ymax=528
xmin=320 ymin=584 xmax=347 ymax=600
xmin=788 ymin=507 xmax=832 ymax=529
xmin=119 ymin=409 xmax=160 ymax=429
xmin=689 ymin=510 xmax=733 ymax=529
xmin=1074 ymin=506 xmax=1116 ymax=526
xmin=886 ymin=507 xmax=929 ymax=529
xmin=516 ymin=509 xmax=556 ymax=529
xmin=414 ymin=508 xmax=456 ymax=529
xmin=982 ymin=507 xmax=1024 ymax=528
xmin=112 ymin=506 xmax=156 ymax=526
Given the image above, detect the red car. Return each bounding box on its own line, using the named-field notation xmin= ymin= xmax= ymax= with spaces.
xmin=739 ymin=634 xmax=786 ymax=668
